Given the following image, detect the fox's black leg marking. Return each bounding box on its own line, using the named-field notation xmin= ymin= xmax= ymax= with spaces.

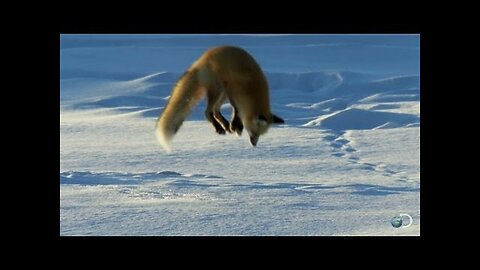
xmin=213 ymin=120 xmax=226 ymax=134
xmin=205 ymin=111 xmax=226 ymax=135
xmin=231 ymin=116 xmax=243 ymax=135
xmin=213 ymin=111 xmax=232 ymax=133
xmin=230 ymin=106 xmax=243 ymax=136
xmin=205 ymin=86 xmax=231 ymax=135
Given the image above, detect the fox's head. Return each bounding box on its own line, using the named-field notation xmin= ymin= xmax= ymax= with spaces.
xmin=244 ymin=114 xmax=284 ymax=146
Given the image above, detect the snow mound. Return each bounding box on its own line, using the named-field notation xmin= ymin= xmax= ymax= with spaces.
xmin=60 ymin=170 xmax=223 ymax=185
xmin=62 ymin=70 xmax=419 ymax=130
xmin=304 ymin=108 xmax=419 ymax=130
xmin=286 ymin=98 xmax=349 ymax=111
xmin=267 ymin=71 xmax=344 ymax=95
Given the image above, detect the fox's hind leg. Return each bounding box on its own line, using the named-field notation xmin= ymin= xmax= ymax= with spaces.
xmin=230 ymin=105 xmax=243 ymax=136
xmin=205 ymin=91 xmax=231 ymax=135
xmin=205 ymin=111 xmax=226 ymax=134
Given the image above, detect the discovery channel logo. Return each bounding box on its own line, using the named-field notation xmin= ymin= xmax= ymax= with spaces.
xmin=391 ymin=214 xmax=413 ymax=228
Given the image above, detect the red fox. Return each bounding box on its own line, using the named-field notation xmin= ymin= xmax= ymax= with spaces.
xmin=155 ymin=46 xmax=284 ymax=152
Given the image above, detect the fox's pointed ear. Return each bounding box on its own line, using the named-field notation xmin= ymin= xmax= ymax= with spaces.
xmin=271 ymin=114 xmax=285 ymax=124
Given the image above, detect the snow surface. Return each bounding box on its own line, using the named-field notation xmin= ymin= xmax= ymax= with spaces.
xmin=60 ymin=34 xmax=420 ymax=236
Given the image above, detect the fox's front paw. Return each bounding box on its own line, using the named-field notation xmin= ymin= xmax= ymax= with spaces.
xmin=230 ymin=118 xmax=244 ymax=136
xmin=230 ymin=124 xmax=243 ymax=136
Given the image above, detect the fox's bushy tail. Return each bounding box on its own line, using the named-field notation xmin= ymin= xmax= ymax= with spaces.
xmin=155 ymin=69 xmax=205 ymax=152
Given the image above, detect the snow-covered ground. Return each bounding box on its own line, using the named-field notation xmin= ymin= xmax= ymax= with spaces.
xmin=60 ymin=34 xmax=420 ymax=236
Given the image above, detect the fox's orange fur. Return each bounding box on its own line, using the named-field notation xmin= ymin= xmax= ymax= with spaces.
xmin=155 ymin=46 xmax=284 ymax=152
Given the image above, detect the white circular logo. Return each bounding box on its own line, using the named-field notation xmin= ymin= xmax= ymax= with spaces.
xmin=391 ymin=213 xmax=413 ymax=228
